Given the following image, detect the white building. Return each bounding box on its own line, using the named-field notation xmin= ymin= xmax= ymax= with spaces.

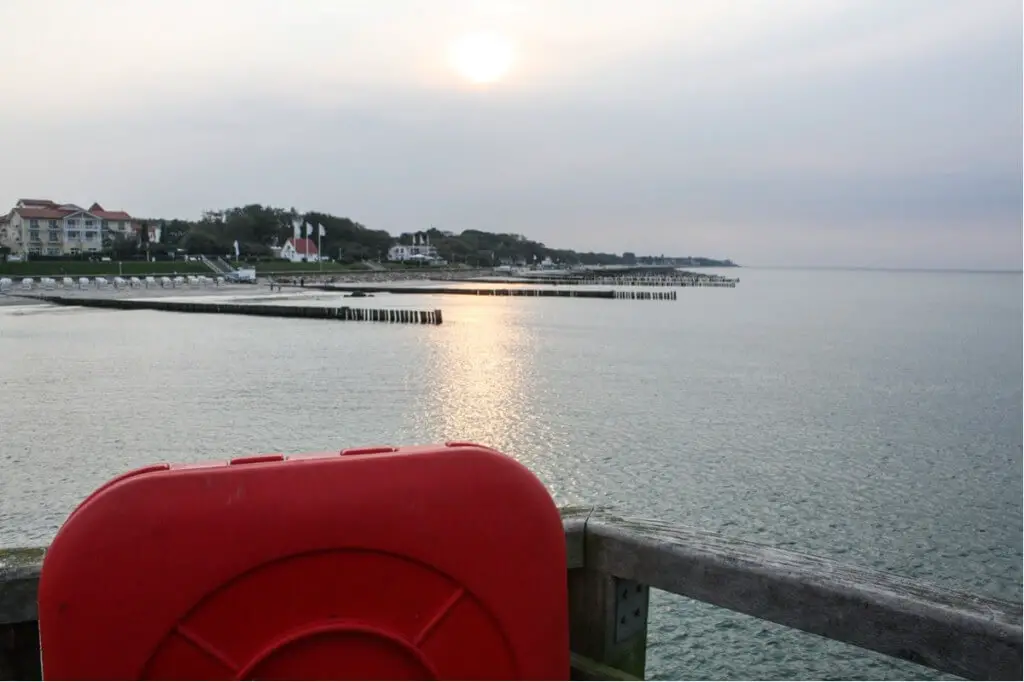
xmin=0 ymin=199 xmax=134 ymax=257
xmin=280 ymin=237 xmax=320 ymax=263
xmin=387 ymin=243 xmax=441 ymax=262
xmin=388 ymin=233 xmax=443 ymax=263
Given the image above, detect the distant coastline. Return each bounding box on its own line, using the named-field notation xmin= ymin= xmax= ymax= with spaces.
xmin=2 ymin=200 xmax=737 ymax=272
xmin=750 ymin=265 xmax=1019 ymax=274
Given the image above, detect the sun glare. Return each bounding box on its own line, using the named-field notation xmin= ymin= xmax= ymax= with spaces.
xmin=447 ymin=32 xmax=515 ymax=85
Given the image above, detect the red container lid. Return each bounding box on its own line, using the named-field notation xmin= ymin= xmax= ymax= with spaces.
xmin=38 ymin=443 xmax=569 ymax=680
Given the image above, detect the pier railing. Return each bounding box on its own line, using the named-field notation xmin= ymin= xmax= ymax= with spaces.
xmin=0 ymin=508 xmax=1019 ymax=680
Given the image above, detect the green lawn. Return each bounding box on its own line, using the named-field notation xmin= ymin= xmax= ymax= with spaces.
xmin=0 ymin=261 xmax=210 ymax=276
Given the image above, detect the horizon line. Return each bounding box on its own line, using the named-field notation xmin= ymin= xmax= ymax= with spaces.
xmin=744 ymin=265 xmax=1023 ymax=274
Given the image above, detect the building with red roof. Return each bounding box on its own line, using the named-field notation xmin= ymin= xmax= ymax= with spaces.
xmin=1 ymin=199 xmax=136 ymax=257
xmin=280 ymin=237 xmax=320 ymax=263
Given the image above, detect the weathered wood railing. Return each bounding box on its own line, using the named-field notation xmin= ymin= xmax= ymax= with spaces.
xmin=1 ymin=508 xmax=1020 ymax=680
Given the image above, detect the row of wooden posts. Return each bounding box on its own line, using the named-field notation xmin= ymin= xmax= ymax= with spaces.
xmin=611 ymin=291 xmax=675 ymax=300
xmin=317 ymin=285 xmax=678 ymax=301
xmin=30 ymin=295 xmax=443 ymax=325
xmin=577 ymin=277 xmax=736 ymax=288
xmin=457 ymin=277 xmax=738 ymax=288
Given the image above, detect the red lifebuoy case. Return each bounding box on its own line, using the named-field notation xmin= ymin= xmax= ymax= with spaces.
xmin=38 ymin=444 xmax=569 ymax=680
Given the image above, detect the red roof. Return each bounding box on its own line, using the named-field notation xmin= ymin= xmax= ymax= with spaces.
xmin=18 ymin=208 xmax=70 ymax=219
xmin=94 ymin=209 xmax=131 ymax=220
xmin=289 ymin=237 xmax=318 ymax=255
xmin=14 ymin=201 xmax=132 ymax=221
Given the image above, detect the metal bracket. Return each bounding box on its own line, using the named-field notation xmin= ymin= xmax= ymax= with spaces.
xmin=613 ymin=578 xmax=649 ymax=643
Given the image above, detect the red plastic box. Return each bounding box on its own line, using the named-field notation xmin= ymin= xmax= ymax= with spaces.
xmin=38 ymin=443 xmax=569 ymax=680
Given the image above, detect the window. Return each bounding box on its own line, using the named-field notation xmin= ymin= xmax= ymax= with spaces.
xmin=102 ymin=220 xmax=109 ymax=230
xmin=84 ymin=219 xmax=94 ymax=227
xmin=68 ymin=231 xmax=80 ymax=240
xmin=85 ymin=231 xmax=98 ymax=240
xmin=69 ymin=248 xmax=81 ymax=255
xmin=46 ymin=247 xmax=61 ymax=256
xmin=49 ymin=220 xmax=59 ymax=228
xmin=29 ymin=230 xmax=41 ymax=242
xmin=48 ymin=231 xmax=60 ymax=242
xmin=87 ymin=246 xmax=100 ymax=253
xmin=67 ymin=219 xmax=78 ymax=226
xmin=30 ymin=219 xmax=39 ymax=228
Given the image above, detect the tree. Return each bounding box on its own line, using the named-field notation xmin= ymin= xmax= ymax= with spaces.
xmin=110 ymin=234 xmax=139 ymax=259
xmin=182 ymin=230 xmax=228 ymax=256
xmin=137 ymin=203 xmax=738 ymax=267
xmin=160 ymin=220 xmax=190 ymax=247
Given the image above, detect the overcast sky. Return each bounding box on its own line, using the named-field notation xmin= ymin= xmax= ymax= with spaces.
xmin=1 ymin=0 xmax=1020 ymax=269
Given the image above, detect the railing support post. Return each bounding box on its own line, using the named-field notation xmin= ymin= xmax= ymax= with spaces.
xmin=0 ymin=621 xmax=41 ymax=681
xmin=568 ymin=568 xmax=649 ymax=680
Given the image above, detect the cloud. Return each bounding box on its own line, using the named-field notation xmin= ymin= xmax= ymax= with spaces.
xmin=0 ymin=0 xmax=1019 ymax=269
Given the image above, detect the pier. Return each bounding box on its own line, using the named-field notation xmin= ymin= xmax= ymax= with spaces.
xmin=0 ymin=507 xmax=1018 ymax=680
xmin=24 ymin=295 xmax=443 ymax=325
xmin=462 ymin=275 xmax=738 ymax=288
xmin=315 ymin=284 xmax=678 ymax=301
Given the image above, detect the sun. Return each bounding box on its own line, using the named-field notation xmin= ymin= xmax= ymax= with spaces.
xmin=447 ymin=32 xmax=515 ymax=85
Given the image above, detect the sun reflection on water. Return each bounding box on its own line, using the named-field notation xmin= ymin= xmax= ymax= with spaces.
xmin=415 ymin=300 xmax=537 ymax=458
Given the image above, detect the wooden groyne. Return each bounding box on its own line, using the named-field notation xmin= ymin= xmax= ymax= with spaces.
xmin=30 ymin=295 xmax=443 ymax=325
xmin=458 ymin=276 xmax=738 ymax=288
xmin=317 ymin=285 xmax=678 ymax=301
xmin=1 ymin=507 xmax=1019 ymax=680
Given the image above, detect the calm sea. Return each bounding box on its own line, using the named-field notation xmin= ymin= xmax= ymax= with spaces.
xmin=1 ymin=268 xmax=1021 ymax=680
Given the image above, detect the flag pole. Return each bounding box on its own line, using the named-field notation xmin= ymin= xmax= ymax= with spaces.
xmin=318 ymin=226 xmax=322 ymax=273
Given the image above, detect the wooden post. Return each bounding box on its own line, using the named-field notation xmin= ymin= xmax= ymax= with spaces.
xmin=568 ymin=568 xmax=649 ymax=680
xmin=0 ymin=621 xmax=41 ymax=681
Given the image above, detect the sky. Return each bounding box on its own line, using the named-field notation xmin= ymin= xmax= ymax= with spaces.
xmin=0 ymin=0 xmax=1020 ymax=269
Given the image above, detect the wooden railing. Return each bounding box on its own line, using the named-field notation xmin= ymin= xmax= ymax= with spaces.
xmin=1 ymin=507 xmax=1020 ymax=680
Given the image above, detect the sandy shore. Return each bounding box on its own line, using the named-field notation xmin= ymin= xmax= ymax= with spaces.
xmin=1 ymin=268 xmax=495 ymax=307
xmin=0 ymin=283 xmax=282 ymax=307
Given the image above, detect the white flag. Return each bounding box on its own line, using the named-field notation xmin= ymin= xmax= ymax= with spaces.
xmin=318 ymin=224 xmax=326 ymax=237
xmin=233 ymin=240 xmax=240 ymax=258
xmin=292 ymin=219 xmax=301 ymax=241
xmin=304 ymin=222 xmax=312 ymax=238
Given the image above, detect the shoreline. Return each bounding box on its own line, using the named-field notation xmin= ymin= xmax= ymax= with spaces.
xmin=0 ymin=284 xmax=282 ymax=308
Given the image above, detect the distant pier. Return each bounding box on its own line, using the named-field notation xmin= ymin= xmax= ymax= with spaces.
xmin=463 ymin=273 xmax=739 ymax=287
xmin=26 ymin=295 xmax=443 ymax=325
xmin=315 ymin=284 xmax=678 ymax=301
xmin=463 ymin=276 xmax=737 ymax=288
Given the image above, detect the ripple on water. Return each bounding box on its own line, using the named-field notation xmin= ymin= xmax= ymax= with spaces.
xmin=0 ymin=269 xmax=1020 ymax=680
